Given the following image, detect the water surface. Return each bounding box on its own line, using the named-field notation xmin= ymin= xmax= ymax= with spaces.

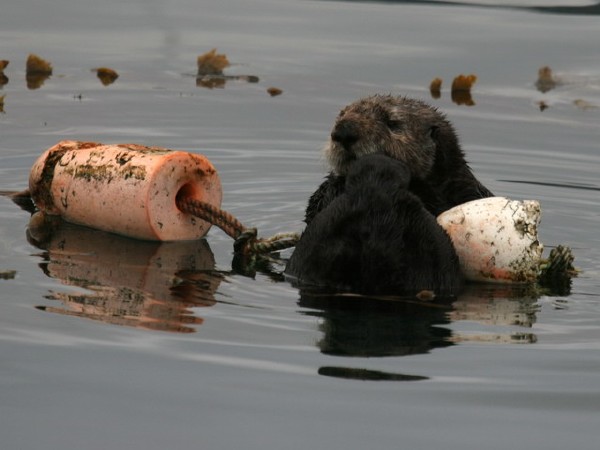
xmin=1 ymin=1 xmax=600 ymax=449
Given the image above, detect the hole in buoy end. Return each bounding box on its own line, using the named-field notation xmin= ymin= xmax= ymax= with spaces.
xmin=176 ymin=183 xmax=203 ymax=212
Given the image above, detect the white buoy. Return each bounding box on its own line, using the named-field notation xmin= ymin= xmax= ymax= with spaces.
xmin=437 ymin=197 xmax=543 ymax=284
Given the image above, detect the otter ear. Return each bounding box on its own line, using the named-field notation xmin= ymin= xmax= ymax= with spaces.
xmin=428 ymin=125 xmax=440 ymax=140
xmin=424 ymin=125 xmax=440 ymax=150
xmin=427 ymin=125 xmax=445 ymax=165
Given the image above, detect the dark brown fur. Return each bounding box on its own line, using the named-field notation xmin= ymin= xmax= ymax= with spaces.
xmin=286 ymin=154 xmax=463 ymax=295
xmin=306 ymin=95 xmax=493 ymax=222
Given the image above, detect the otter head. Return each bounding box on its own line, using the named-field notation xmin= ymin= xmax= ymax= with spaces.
xmin=324 ymin=95 xmax=457 ymax=180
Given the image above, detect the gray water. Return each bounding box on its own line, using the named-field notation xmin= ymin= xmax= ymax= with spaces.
xmin=1 ymin=1 xmax=600 ymax=449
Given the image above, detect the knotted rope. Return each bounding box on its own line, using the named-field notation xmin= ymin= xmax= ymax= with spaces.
xmin=176 ymin=195 xmax=299 ymax=256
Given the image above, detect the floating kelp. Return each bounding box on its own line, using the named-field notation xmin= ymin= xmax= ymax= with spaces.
xmin=450 ymin=74 xmax=477 ymax=106
xmin=535 ymin=66 xmax=557 ymax=93
xmin=0 ymin=60 xmax=8 ymax=87
xmin=197 ymin=48 xmax=230 ymax=76
xmin=94 ymin=67 xmax=119 ymax=86
xmin=0 ymin=94 xmax=4 ymax=113
xmin=195 ymin=49 xmax=259 ymax=89
xmin=267 ymin=87 xmax=283 ymax=97
xmin=26 ymin=54 xmax=52 ymax=74
xmin=451 ymin=74 xmax=477 ymax=92
xmin=26 ymin=54 xmax=53 ymax=89
xmin=451 ymin=74 xmax=477 ymax=106
xmin=0 ymin=269 xmax=17 ymax=280
xmin=429 ymin=77 xmax=442 ymax=99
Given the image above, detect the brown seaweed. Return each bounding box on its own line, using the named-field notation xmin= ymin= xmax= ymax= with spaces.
xmin=94 ymin=67 xmax=119 ymax=86
xmin=26 ymin=54 xmax=53 ymax=89
xmin=267 ymin=87 xmax=283 ymax=97
xmin=197 ymin=48 xmax=230 ymax=76
xmin=429 ymin=77 xmax=442 ymax=99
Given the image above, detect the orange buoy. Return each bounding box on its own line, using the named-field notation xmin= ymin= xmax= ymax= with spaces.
xmin=29 ymin=140 xmax=222 ymax=241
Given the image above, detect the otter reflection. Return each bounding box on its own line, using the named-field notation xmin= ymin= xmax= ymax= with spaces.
xmin=299 ymin=292 xmax=455 ymax=358
xmin=298 ymin=284 xmax=544 ymax=381
xmin=28 ymin=214 xmax=223 ymax=333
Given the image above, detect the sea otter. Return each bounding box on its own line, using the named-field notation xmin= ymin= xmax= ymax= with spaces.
xmin=285 ymin=154 xmax=463 ymax=296
xmin=305 ymin=95 xmax=493 ymax=223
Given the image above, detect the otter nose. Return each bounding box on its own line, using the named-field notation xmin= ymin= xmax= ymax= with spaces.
xmin=331 ymin=120 xmax=359 ymax=149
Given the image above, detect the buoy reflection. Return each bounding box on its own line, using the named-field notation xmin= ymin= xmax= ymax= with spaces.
xmin=29 ymin=213 xmax=223 ymax=333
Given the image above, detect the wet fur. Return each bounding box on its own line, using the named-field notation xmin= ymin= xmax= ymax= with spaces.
xmin=286 ymin=154 xmax=463 ymax=295
xmin=306 ymin=95 xmax=493 ymax=223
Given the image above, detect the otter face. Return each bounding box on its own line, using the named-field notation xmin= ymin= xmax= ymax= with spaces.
xmin=324 ymin=95 xmax=448 ymax=179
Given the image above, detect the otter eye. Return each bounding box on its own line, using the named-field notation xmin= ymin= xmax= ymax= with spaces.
xmin=386 ymin=119 xmax=403 ymax=132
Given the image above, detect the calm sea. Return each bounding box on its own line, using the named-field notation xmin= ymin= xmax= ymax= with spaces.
xmin=1 ymin=1 xmax=599 ymax=449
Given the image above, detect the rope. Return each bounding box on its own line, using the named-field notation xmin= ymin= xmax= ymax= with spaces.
xmin=176 ymin=195 xmax=299 ymax=256
xmin=176 ymin=196 xmax=246 ymax=240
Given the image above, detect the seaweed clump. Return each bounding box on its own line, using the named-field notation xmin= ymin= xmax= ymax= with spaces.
xmin=26 ymin=54 xmax=53 ymax=90
xmin=267 ymin=87 xmax=283 ymax=97
xmin=94 ymin=67 xmax=119 ymax=86
xmin=451 ymin=74 xmax=477 ymax=106
xmin=535 ymin=66 xmax=557 ymax=93
xmin=538 ymin=245 xmax=578 ymax=296
xmin=197 ymin=48 xmax=230 ymax=76
xmin=429 ymin=77 xmax=442 ymax=99
xmin=0 ymin=60 xmax=8 ymax=86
